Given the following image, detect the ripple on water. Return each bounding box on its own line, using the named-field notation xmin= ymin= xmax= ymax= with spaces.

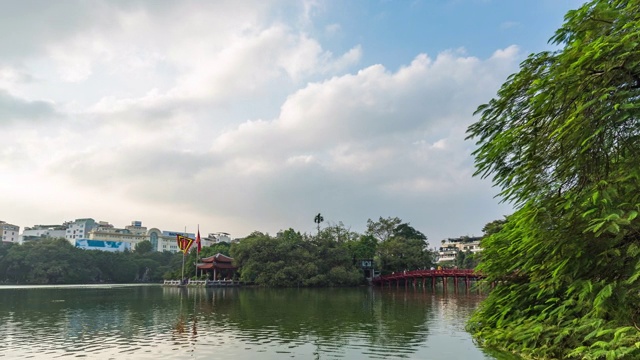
xmin=0 ymin=287 xmax=507 ymax=360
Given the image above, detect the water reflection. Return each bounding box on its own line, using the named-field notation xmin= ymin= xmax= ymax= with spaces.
xmin=0 ymin=285 xmax=518 ymax=359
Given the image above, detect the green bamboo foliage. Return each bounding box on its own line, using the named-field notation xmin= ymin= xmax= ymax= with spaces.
xmin=466 ymin=0 xmax=640 ymax=358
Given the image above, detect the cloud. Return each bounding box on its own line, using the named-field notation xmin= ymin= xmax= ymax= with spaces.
xmin=0 ymin=90 xmax=56 ymax=124
xmin=45 ymin=46 xmax=518 ymax=240
xmin=325 ymin=23 xmax=341 ymax=35
xmin=0 ymin=1 xmax=521 ymax=242
xmin=500 ymin=21 xmax=521 ymax=30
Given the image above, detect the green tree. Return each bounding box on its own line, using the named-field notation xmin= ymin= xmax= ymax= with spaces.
xmin=377 ymin=236 xmax=433 ymax=274
xmin=366 ymin=216 xmax=402 ymax=242
xmin=312 ymin=226 xmax=363 ymax=286
xmin=205 ymin=242 xmax=232 ymax=256
xmin=371 ymin=220 xmax=433 ymax=274
xmin=314 ymin=213 xmax=324 ymax=234
xmin=346 ymin=234 xmax=378 ymax=260
xmin=134 ymin=240 xmax=153 ymax=254
xmin=466 ymin=1 xmax=640 ymax=358
xmin=230 ymin=228 xmax=363 ymax=287
xmin=455 ymin=250 xmax=480 ymax=270
xmin=481 ymin=219 xmax=506 ymax=237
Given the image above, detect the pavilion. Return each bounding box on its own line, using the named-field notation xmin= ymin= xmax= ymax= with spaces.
xmin=196 ymin=253 xmax=237 ymax=280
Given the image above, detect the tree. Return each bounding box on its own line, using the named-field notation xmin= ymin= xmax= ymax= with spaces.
xmin=377 ymin=236 xmax=433 ymax=274
xmin=345 ymin=234 xmax=378 ymax=260
xmin=368 ymin=219 xmax=434 ymax=274
xmin=230 ymin=228 xmax=363 ymax=287
xmin=455 ymin=250 xmax=480 ymax=270
xmin=134 ymin=240 xmax=153 ymax=254
xmin=366 ymin=216 xmax=402 ymax=242
xmin=394 ymin=223 xmax=427 ymax=242
xmin=466 ymin=1 xmax=640 ymax=358
xmin=480 ymin=219 xmax=506 ymax=237
xmin=314 ymin=213 xmax=324 ymax=234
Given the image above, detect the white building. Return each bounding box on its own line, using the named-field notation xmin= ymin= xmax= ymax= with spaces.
xmin=65 ymin=218 xmax=98 ymax=244
xmin=437 ymin=236 xmax=483 ymax=263
xmin=206 ymin=232 xmax=232 ymax=244
xmin=1 ymin=221 xmax=20 ymax=244
xmin=21 ymin=225 xmax=67 ymax=243
xmin=87 ymin=221 xmax=207 ymax=253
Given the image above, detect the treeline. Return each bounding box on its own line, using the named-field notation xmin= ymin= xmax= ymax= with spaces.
xmin=230 ymin=217 xmax=436 ymax=286
xmin=0 ymin=237 xmax=180 ymax=284
xmin=0 ymin=216 xmax=437 ymax=286
xmin=230 ymin=217 xmax=434 ymax=287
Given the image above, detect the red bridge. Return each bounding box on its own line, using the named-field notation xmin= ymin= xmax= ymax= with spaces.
xmin=372 ymin=269 xmax=484 ymax=290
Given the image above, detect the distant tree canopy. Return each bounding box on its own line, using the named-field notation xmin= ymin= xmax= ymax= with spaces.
xmin=367 ymin=217 xmax=435 ymax=274
xmin=134 ymin=240 xmax=153 ymax=254
xmin=466 ymin=0 xmax=640 ymax=358
xmin=1 ymin=216 xmax=437 ymax=287
xmin=230 ymin=228 xmax=362 ymax=287
xmin=0 ymin=238 xmax=179 ymax=284
xmin=229 ymin=217 xmax=436 ymax=286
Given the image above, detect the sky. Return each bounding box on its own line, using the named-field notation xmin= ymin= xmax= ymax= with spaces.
xmin=0 ymin=0 xmax=587 ymax=245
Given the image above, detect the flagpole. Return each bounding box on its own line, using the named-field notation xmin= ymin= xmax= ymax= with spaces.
xmin=181 ymin=226 xmax=187 ymax=283
xmin=181 ymin=251 xmax=185 ymax=283
xmin=194 ymin=224 xmax=200 ymax=279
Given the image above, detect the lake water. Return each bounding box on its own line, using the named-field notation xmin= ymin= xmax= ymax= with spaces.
xmin=0 ymin=285 xmax=519 ymax=359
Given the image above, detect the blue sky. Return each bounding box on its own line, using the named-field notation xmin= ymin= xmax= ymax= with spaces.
xmin=312 ymin=1 xmax=584 ymax=66
xmin=0 ymin=0 xmax=587 ymax=244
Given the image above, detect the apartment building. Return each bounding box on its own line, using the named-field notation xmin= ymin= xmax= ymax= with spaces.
xmin=65 ymin=218 xmax=98 ymax=243
xmin=437 ymin=236 xmax=483 ymax=263
xmin=21 ymin=225 xmax=67 ymax=243
xmin=1 ymin=221 xmax=20 ymax=243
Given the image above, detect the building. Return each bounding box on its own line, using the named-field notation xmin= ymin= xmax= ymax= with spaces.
xmin=196 ymin=253 xmax=237 ymax=280
xmin=1 ymin=221 xmax=20 ymax=244
xmin=65 ymin=218 xmax=98 ymax=244
xmin=87 ymin=221 xmax=160 ymax=251
xmin=86 ymin=221 xmax=212 ymax=253
xmin=437 ymin=236 xmax=483 ymax=263
xmin=21 ymin=225 xmax=67 ymax=243
xmin=205 ymin=232 xmax=233 ymax=244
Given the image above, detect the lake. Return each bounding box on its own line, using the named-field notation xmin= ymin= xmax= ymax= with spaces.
xmin=0 ymin=285 xmax=519 ymax=359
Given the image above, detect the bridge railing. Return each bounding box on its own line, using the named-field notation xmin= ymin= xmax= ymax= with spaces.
xmin=373 ymin=269 xmax=482 ymax=282
xmin=163 ymin=279 xmax=239 ymax=286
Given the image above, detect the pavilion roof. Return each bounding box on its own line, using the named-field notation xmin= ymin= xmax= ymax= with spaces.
xmin=197 ymin=262 xmax=237 ymax=270
xmin=201 ymin=253 xmax=234 ymax=264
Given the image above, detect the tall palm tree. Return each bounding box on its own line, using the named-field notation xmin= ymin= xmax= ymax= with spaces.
xmin=314 ymin=213 xmax=324 ymax=234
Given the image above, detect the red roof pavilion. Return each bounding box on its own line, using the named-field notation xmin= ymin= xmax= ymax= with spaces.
xmin=196 ymin=253 xmax=237 ymax=279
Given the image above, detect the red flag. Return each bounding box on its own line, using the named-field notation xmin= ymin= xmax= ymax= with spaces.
xmin=196 ymin=226 xmax=201 ymax=253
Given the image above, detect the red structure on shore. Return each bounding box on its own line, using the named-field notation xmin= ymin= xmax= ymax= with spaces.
xmin=196 ymin=253 xmax=237 ymax=280
xmin=372 ymin=269 xmax=484 ymax=290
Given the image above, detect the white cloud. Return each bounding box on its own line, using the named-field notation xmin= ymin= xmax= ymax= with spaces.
xmin=0 ymin=1 xmax=520 ymax=242
xmin=325 ymin=23 xmax=341 ymax=35
xmin=500 ymin=21 xmax=521 ymax=30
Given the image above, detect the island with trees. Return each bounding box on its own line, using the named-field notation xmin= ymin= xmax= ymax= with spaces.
xmin=0 ymin=216 xmax=442 ymax=287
